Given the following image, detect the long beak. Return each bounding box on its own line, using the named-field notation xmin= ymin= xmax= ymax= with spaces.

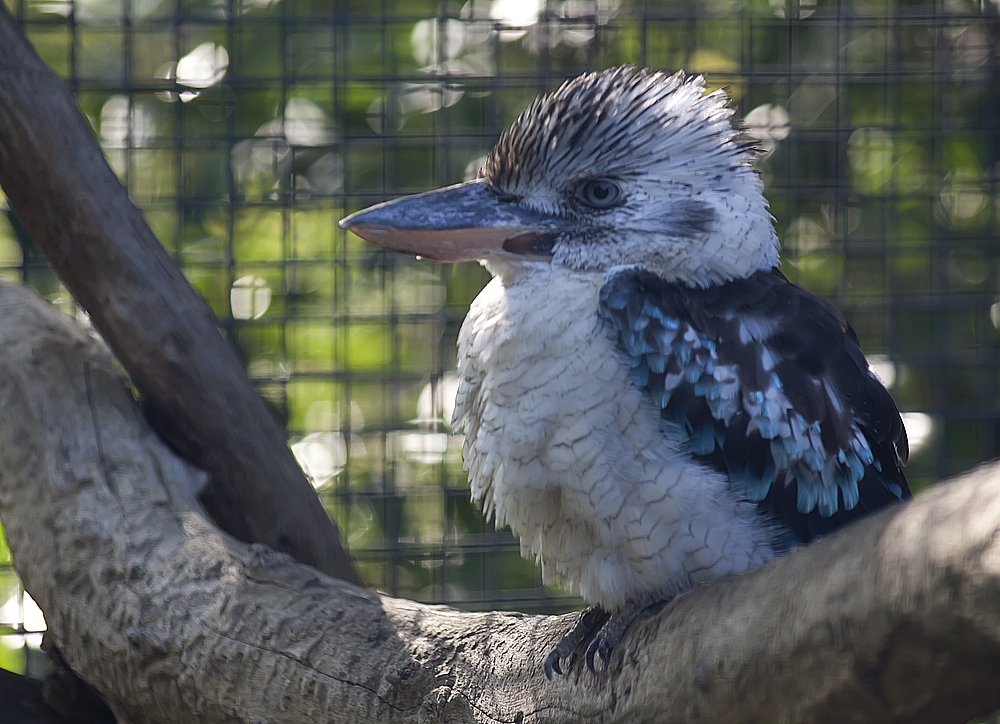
xmin=339 ymin=179 xmax=570 ymax=262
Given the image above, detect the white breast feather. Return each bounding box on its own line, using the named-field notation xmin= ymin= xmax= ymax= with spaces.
xmin=452 ymin=264 xmax=775 ymax=609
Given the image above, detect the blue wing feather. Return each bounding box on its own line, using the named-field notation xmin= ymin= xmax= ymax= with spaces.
xmin=599 ymin=267 xmax=910 ymax=549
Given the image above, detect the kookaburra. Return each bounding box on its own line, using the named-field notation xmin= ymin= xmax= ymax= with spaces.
xmin=341 ymin=66 xmax=910 ymax=678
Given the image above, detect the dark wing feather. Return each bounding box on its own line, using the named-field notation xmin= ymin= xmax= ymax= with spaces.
xmin=599 ymin=267 xmax=909 ymax=549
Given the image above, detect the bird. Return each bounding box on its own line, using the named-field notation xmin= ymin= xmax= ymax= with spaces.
xmin=340 ymin=65 xmax=910 ymax=679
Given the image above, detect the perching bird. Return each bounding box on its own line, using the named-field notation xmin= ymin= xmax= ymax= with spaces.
xmin=340 ymin=66 xmax=910 ymax=678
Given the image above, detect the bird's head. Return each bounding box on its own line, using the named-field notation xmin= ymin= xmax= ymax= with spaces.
xmin=341 ymin=66 xmax=779 ymax=286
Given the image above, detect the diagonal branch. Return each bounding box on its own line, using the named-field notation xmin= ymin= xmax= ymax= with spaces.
xmin=0 ymin=4 xmax=357 ymax=583
xmin=1 ymin=280 xmax=999 ymax=723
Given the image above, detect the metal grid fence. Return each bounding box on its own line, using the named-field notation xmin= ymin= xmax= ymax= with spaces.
xmin=1 ymin=0 xmax=999 ymax=676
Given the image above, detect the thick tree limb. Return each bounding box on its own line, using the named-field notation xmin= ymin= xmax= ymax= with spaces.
xmin=1 ymin=282 xmax=999 ymax=723
xmin=0 ymin=3 xmax=358 ymax=584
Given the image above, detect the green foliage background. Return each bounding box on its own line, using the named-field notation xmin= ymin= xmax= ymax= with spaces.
xmin=1 ymin=0 xmax=999 ymax=678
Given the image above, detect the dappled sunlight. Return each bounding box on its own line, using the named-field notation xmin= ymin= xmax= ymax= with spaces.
xmin=867 ymin=354 xmax=897 ymax=390
xmin=490 ymin=0 xmax=546 ymax=36
xmin=282 ymin=98 xmax=336 ymax=148
xmin=98 ymin=95 xmax=156 ymax=176
xmin=233 ymin=100 xmax=339 ymax=198
xmin=783 ymin=216 xmax=842 ymax=295
xmin=292 ymin=432 xmax=347 ymax=490
xmin=153 ymin=43 xmax=230 ymax=103
xmin=230 ymin=275 xmax=272 ymax=320
xmin=901 ymin=412 xmax=935 ymax=457
xmin=365 ymin=0 xmax=624 ymax=131
xmin=411 ymin=19 xmax=468 ymax=68
xmin=770 ymin=0 xmax=816 ymax=19
xmin=416 ymin=373 xmax=460 ymax=429
xmin=0 ymin=584 xmax=46 ymax=673
xmin=787 ymin=79 xmax=837 ymax=126
xmin=389 ymin=431 xmax=451 ymax=466
xmin=848 ymin=128 xmax=895 ymax=194
xmin=940 ymin=172 xmax=988 ymax=225
xmin=99 ymin=96 xmax=154 ymax=149
xmin=743 ymin=103 xmax=790 ymax=156
xmin=176 ymin=43 xmax=229 ymax=95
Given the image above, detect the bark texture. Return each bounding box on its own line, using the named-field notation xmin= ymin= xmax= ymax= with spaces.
xmin=0 ymin=2 xmax=358 ymax=584
xmin=2 ymin=282 xmax=1000 ymax=724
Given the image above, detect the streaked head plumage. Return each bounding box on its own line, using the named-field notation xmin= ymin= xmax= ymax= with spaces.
xmin=342 ymin=65 xmax=781 ymax=286
xmin=479 ymin=66 xmax=780 ymax=285
xmin=482 ymin=66 xmax=749 ymax=199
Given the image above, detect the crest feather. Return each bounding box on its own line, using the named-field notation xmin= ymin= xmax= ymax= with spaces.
xmin=482 ymin=66 xmax=753 ymax=190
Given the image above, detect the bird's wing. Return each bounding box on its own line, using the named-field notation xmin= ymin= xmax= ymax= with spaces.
xmin=599 ymin=267 xmax=910 ymax=547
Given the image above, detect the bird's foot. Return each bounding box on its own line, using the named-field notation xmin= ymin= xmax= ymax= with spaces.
xmin=543 ymin=606 xmax=609 ymax=680
xmin=584 ymin=598 xmax=651 ymax=674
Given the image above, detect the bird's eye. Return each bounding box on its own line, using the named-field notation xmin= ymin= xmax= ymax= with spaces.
xmin=576 ymin=178 xmax=623 ymax=209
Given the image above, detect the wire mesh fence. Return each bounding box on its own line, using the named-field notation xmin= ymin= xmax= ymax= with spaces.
xmin=1 ymin=0 xmax=999 ymax=677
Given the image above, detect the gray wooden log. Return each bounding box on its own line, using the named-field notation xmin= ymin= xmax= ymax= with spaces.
xmin=0 ymin=2 xmax=358 ymax=584
xmin=1 ymin=283 xmax=1000 ymax=723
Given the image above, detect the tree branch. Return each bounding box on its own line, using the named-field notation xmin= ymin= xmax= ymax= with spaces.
xmin=1 ymin=280 xmax=999 ymax=723
xmin=0 ymin=4 xmax=358 ymax=584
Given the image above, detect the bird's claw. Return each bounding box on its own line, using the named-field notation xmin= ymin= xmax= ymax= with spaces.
xmin=544 ymin=605 xmax=609 ymax=679
xmin=544 ymin=599 xmax=656 ymax=678
xmin=585 ymin=635 xmax=611 ymax=673
xmin=582 ymin=598 xmax=652 ymax=675
xmin=543 ymin=649 xmax=563 ymax=680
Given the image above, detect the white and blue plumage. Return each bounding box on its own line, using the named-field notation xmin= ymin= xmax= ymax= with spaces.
xmin=341 ymin=66 xmax=910 ymax=678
